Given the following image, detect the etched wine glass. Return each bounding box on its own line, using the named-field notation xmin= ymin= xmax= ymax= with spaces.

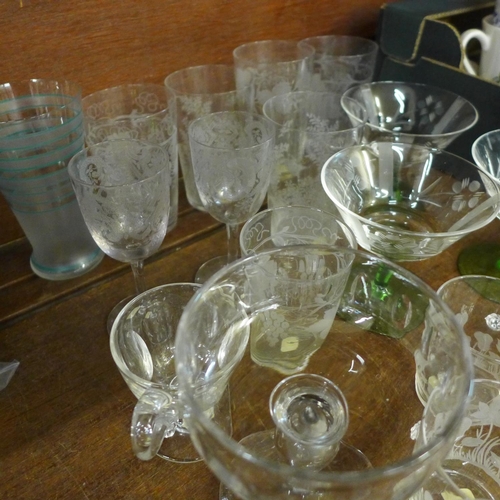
xmin=298 ymin=35 xmax=379 ymax=94
xmin=262 ymin=90 xmax=365 ymax=213
xmin=164 ymin=64 xmax=251 ymax=212
xmin=188 ymin=110 xmax=274 ymax=283
xmin=68 ymin=138 xmax=170 ymax=330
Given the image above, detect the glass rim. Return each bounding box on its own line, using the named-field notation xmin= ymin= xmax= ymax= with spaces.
xmin=472 ymin=128 xmax=500 ymax=169
xmin=321 ymin=141 xmax=500 ymax=239
xmin=437 ymin=273 xmax=500 ymax=296
xmin=0 ymin=78 xmax=82 ymax=98
xmin=233 ymin=39 xmax=314 ymax=64
xmin=298 ymin=35 xmax=379 ymax=58
xmin=164 ymin=64 xmax=238 ymax=96
xmin=68 ymin=138 xmax=170 ymax=188
xmin=109 ymin=282 xmax=201 ymax=388
xmin=239 ymin=205 xmax=358 ymax=255
xmin=82 ymin=83 xmax=175 ymax=120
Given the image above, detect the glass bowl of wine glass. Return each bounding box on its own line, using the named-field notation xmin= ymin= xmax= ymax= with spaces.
xmin=457 ymin=129 xmax=500 ymax=277
xmin=321 ymin=141 xmax=500 ymax=263
xmin=174 ymin=245 xmax=473 ymax=500
xmin=340 ymin=81 xmax=479 ymax=149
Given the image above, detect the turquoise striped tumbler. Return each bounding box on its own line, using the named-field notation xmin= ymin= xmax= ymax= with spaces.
xmin=0 ymin=79 xmax=103 ymax=280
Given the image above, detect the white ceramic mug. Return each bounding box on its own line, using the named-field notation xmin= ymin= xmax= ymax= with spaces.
xmin=461 ymin=14 xmax=500 ymax=82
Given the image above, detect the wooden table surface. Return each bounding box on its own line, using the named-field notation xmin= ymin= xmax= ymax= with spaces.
xmin=1 ymin=179 xmax=499 ymax=499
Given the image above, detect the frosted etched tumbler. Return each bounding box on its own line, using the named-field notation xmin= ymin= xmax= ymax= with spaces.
xmin=233 ymin=39 xmax=314 ymax=114
xmin=0 ymin=79 xmax=103 ymax=280
xmin=165 ymin=64 xmax=250 ymax=211
xmin=82 ymin=84 xmax=179 ymax=232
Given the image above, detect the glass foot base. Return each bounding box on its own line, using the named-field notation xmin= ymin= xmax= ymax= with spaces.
xmin=337 ymin=261 xmax=427 ymax=339
xmin=156 ymin=430 xmax=202 ymax=464
xmin=195 ymin=255 xmax=230 ymax=284
xmin=457 ymin=242 xmax=500 ymax=278
xmin=219 ymin=430 xmax=371 ymax=499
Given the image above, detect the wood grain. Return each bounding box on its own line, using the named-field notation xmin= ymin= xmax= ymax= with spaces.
xmin=0 ymin=0 xmax=391 ymax=272
xmin=0 ymin=0 xmax=388 ymax=95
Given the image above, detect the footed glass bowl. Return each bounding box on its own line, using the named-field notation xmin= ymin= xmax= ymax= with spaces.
xmin=175 ymin=246 xmax=473 ymax=500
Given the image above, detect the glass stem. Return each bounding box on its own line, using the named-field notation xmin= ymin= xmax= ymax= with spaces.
xmin=130 ymin=260 xmax=146 ymax=295
xmin=226 ymin=222 xmax=240 ymax=264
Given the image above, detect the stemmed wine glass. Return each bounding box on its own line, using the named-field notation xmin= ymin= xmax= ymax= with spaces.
xmin=321 ymin=141 xmax=500 ymax=338
xmin=188 ymin=110 xmax=274 ymax=283
xmin=68 ymin=138 xmax=171 ymax=330
xmin=457 ymin=128 xmax=500 ymax=277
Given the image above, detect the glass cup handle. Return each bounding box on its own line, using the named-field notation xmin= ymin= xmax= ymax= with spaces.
xmin=130 ymin=388 xmax=178 ymax=461
xmin=460 ymin=28 xmax=491 ymax=76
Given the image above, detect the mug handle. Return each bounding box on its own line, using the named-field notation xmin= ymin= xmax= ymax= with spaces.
xmin=460 ymin=28 xmax=491 ymax=75
xmin=130 ymin=388 xmax=178 ymax=461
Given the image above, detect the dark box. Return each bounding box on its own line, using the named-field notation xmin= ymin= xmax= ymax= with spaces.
xmin=376 ymin=0 xmax=498 ymax=161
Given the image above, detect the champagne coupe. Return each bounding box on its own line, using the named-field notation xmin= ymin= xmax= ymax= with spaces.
xmin=68 ymin=139 xmax=170 ymax=330
xmin=188 ymin=110 xmax=274 ymax=283
xmin=174 ymin=245 xmax=473 ymax=500
xmin=298 ymin=35 xmax=379 ymax=94
xmin=458 ymin=129 xmax=500 ymax=277
xmin=321 ymin=141 xmax=500 ymax=337
xmin=340 ymin=81 xmax=479 ymax=150
xmin=82 ymin=83 xmax=178 ymax=232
